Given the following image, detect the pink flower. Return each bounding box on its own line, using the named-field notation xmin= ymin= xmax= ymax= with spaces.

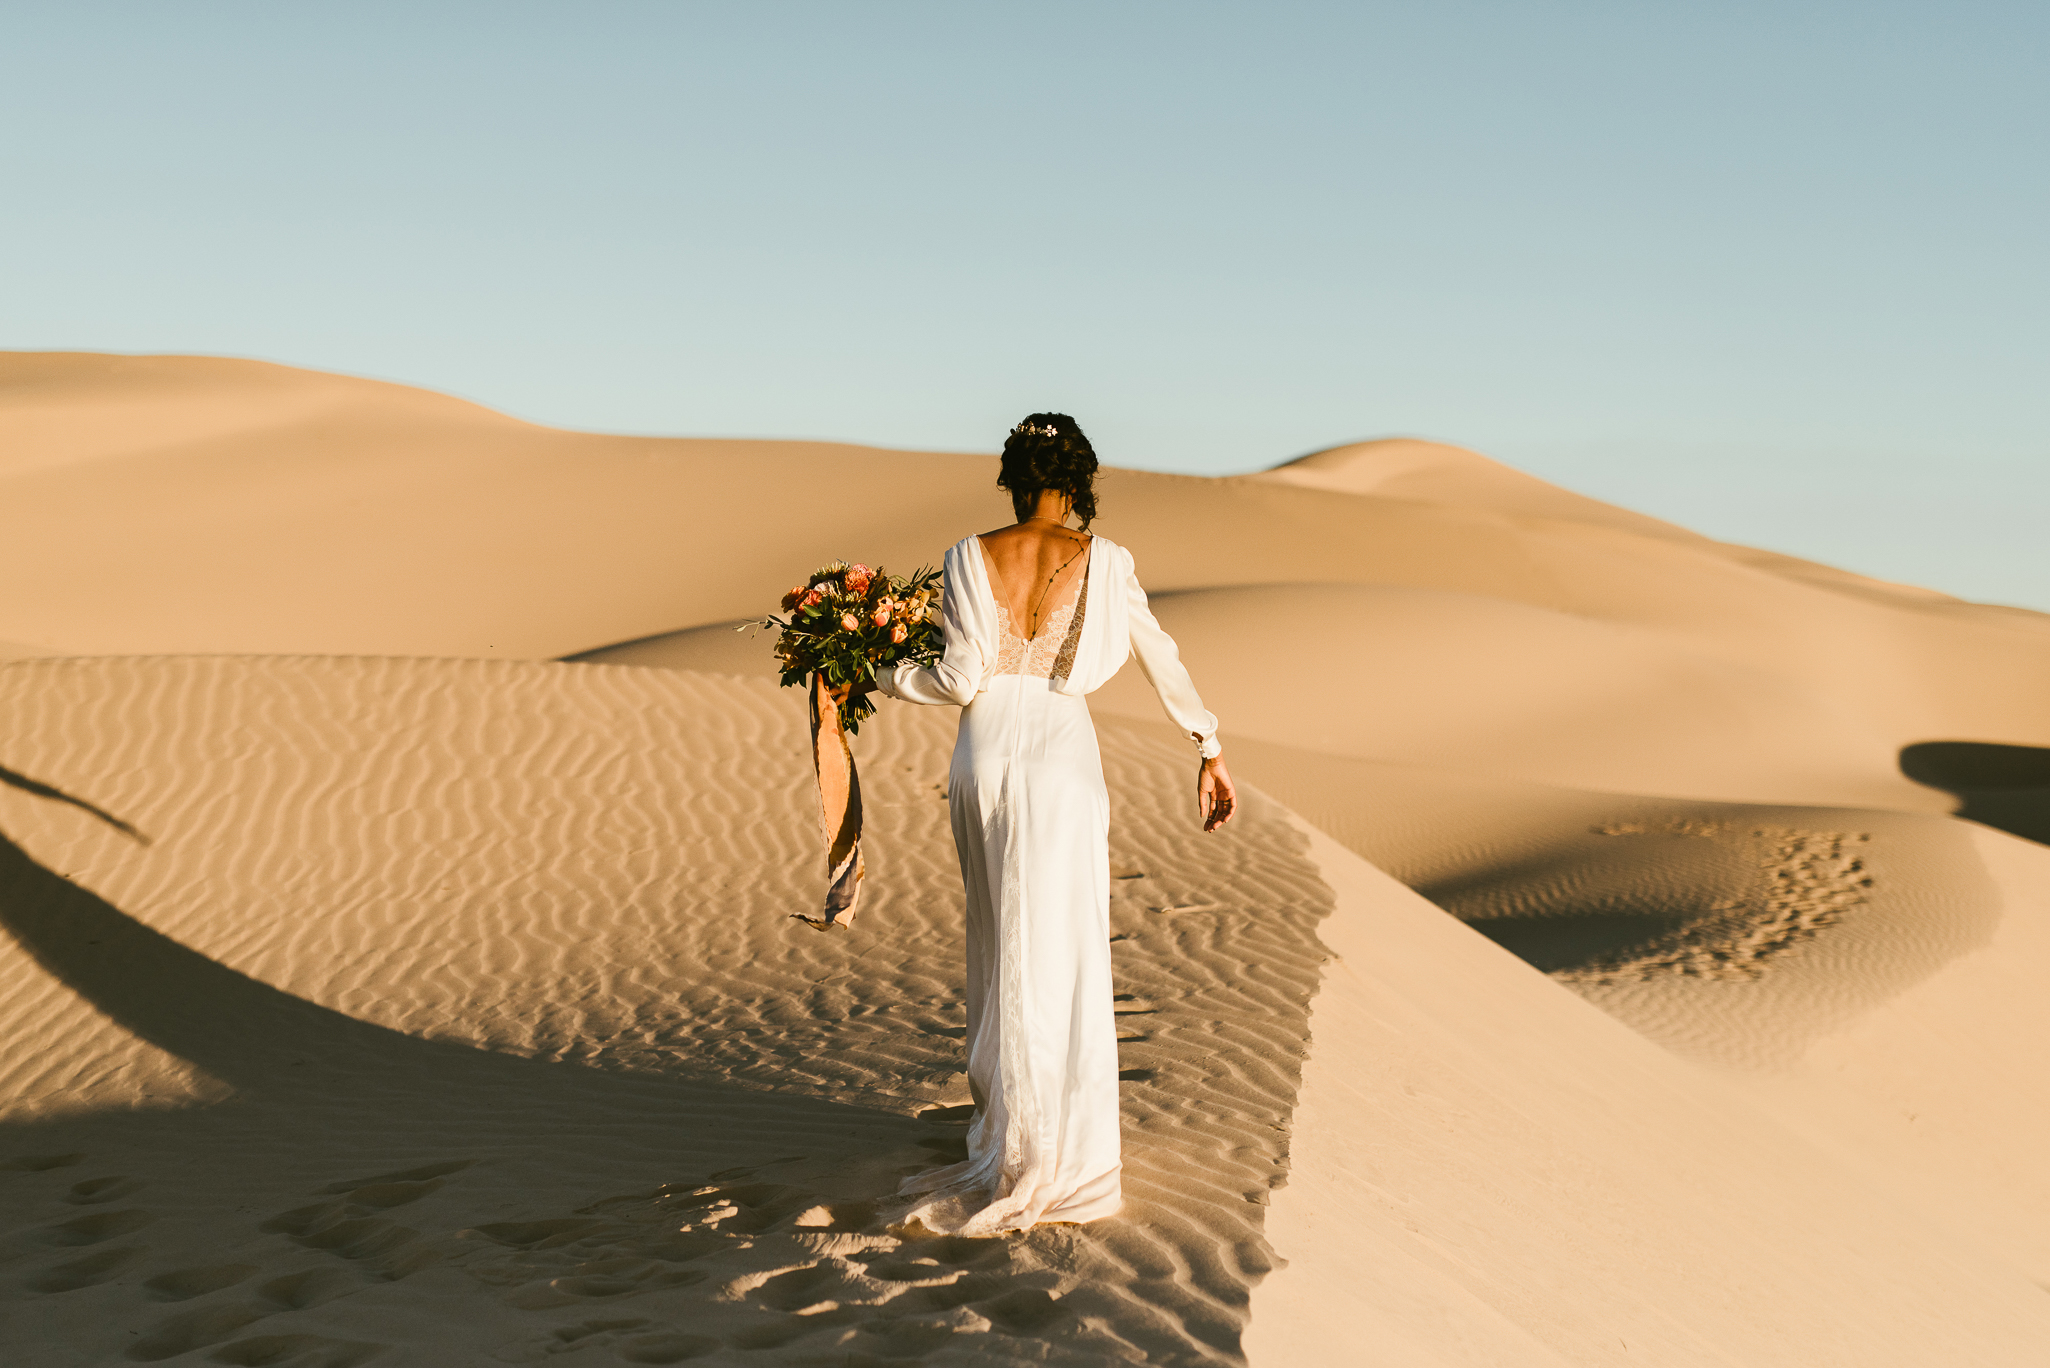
xmin=872 ymin=606 xmax=891 ymax=627
xmin=846 ymin=564 xmax=872 ymax=595
xmin=890 ymin=623 xmax=907 ymax=644
xmin=840 ymin=612 xmax=859 ymax=632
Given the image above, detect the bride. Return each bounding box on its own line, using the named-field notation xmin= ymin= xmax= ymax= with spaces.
xmin=835 ymin=412 xmax=1236 ymax=1233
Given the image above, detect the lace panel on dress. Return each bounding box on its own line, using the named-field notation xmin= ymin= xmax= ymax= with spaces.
xmin=992 ymin=566 xmax=1089 ymax=680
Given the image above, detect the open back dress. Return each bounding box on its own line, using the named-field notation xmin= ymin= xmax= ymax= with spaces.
xmin=876 ymin=532 xmax=1221 ymax=1232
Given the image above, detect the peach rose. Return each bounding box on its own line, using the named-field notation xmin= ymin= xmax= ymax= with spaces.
xmin=840 ymin=612 xmax=859 ymax=632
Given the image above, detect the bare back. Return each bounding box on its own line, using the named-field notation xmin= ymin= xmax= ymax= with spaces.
xmin=977 ymin=522 xmax=1094 ymax=640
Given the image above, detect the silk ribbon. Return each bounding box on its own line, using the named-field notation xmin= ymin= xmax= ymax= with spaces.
xmin=800 ymin=674 xmax=864 ymax=928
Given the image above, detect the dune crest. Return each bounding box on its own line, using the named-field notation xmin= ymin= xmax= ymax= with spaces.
xmin=1256 ymin=436 xmax=1694 ymax=537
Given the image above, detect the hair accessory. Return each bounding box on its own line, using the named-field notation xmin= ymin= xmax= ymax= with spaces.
xmin=1012 ymin=421 xmax=1060 ymax=439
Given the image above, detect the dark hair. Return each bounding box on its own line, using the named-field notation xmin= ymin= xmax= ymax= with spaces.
xmin=998 ymin=412 xmax=1099 ymax=528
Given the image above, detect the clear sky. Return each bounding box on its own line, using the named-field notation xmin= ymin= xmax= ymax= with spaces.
xmin=6 ymin=2 xmax=2045 ymax=608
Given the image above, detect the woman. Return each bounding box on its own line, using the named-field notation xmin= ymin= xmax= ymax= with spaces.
xmin=840 ymin=412 xmax=1236 ymax=1234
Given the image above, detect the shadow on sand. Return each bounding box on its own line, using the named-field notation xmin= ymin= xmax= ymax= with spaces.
xmin=0 ymin=766 xmax=1223 ymax=1368
xmin=0 ymin=773 xmax=972 ymax=1362
xmin=0 ymin=764 xmax=149 ymax=844
xmin=0 ymin=752 xmax=1262 ymax=1367
xmin=0 ymin=816 xmax=908 ymax=1130
xmin=1900 ymin=741 xmax=2050 ymax=846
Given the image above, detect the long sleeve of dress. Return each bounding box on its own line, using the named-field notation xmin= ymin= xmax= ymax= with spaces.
xmin=1123 ymin=551 xmax=1223 ymax=759
xmin=876 ymin=542 xmax=987 ymax=707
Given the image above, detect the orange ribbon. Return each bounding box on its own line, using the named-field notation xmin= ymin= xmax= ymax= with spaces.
xmin=800 ymin=674 xmax=864 ymax=929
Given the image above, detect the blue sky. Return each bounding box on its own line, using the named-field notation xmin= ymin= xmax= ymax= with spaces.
xmin=6 ymin=2 xmax=2044 ymax=607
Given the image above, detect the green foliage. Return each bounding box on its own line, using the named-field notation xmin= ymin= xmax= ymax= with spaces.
xmin=750 ymin=561 xmax=944 ymax=732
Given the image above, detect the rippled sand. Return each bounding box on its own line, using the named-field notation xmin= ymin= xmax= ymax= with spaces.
xmin=3 ymin=353 xmax=2049 ymax=1365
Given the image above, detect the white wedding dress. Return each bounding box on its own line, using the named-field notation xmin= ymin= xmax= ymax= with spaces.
xmin=877 ymin=532 xmax=1221 ymax=1232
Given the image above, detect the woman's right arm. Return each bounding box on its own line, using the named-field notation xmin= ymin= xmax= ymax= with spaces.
xmin=873 ymin=546 xmax=985 ymax=706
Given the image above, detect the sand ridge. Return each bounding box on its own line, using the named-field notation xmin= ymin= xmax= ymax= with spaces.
xmin=1246 ymin=823 xmax=2050 ymax=1368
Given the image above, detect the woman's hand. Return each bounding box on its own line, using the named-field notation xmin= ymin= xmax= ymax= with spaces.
xmin=823 ymin=676 xmax=878 ymax=708
xmin=1198 ymin=754 xmax=1236 ymax=833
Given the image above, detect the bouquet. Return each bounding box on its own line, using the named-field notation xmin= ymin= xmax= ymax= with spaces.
xmin=752 ymin=561 xmax=944 ymax=929
xmin=760 ymin=561 xmax=944 ymax=731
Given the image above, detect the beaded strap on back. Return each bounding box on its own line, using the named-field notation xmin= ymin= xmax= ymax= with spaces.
xmin=993 ymin=567 xmax=1090 ymax=679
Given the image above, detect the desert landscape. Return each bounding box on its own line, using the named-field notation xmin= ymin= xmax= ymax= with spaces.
xmin=4 ymin=351 xmax=2049 ymax=1366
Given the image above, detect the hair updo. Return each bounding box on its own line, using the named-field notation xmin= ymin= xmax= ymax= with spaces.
xmin=998 ymin=412 xmax=1099 ymax=528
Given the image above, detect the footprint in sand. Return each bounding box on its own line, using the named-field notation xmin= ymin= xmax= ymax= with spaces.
xmin=318 ymin=1158 xmax=472 ymax=1195
xmin=63 ymin=1174 xmax=144 ymax=1204
xmin=30 ymin=1207 xmax=154 ymax=1247
xmin=12 ymin=1154 xmax=153 ymax=1292
xmin=254 ymin=1267 xmax=362 ymax=1311
xmin=25 ymin=1244 xmax=143 ymax=1293
xmin=540 ymin=1257 xmax=709 ymax=1302
xmin=125 ymin=1303 xmax=270 ymax=1361
xmin=142 ymin=1262 xmax=259 ymax=1301
xmin=464 ymin=1163 xmax=1040 ymax=1362
xmin=260 ymin=1203 xmax=421 ymax=1265
xmin=121 ymin=1158 xmax=477 ymax=1364
xmin=1 ymin=1152 xmax=87 ymax=1172
xmin=125 ymin=1264 xmax=368 ymax=1360
xmin=611 ymin=1330 xmax=723 ymax=1364
xmin=121 ymin=1167 xmax=467 ymax=1363
xmin=204 ymin=1333 xmax=385 ymax=1367
xmin=255 ymin=1158 xmax=472 ymax=1277
xmin=516 ymin=1318 xmax=729 ymax=1364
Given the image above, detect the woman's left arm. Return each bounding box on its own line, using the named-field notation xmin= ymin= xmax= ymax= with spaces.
xmin=1123 ymin=550 xmax=1235 ymax=830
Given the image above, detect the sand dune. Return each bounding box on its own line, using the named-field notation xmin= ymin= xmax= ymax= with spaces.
xmin=1249 ymin=823 xmax=2050 ymax=1367
xmin=0 ymin=658 xmax=1334 ymax=1364
xmin=4 ymin=353 xmax=2050 ymax=1364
